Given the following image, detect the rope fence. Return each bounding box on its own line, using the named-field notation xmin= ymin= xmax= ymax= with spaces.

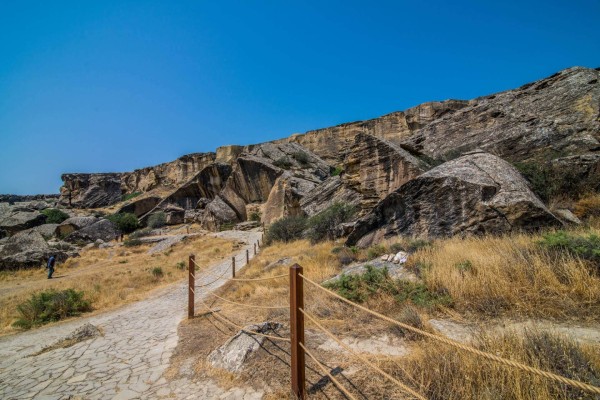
xmin=186 ymin=239 xmax=600 ymax=399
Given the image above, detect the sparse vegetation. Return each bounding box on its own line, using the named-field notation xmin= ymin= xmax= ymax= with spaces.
xmin=575 ymin=194 xmax=600 ymax=220
xmin=123 ymin=238 xmax=142 ymax=247
xmin=41 ymin=208 xmax=70 ymax=224
xmin=403 ymin=330 xmax=600 ymax=400
xmin=176 ymin=261 xmax=186 ymax=270
xmin=13 ymin=289 xmax=92 ymax=329
xmin=107 ymin=212 xmax=139 ymax=233
xmin=151 ymin=267 xmax=164 ymax=279
xmin=305 ymin=202 xmax=356 ymax=242
xmin=265 ymin=215 xmax=307 ymax=244
xmin=273 ymin=156 xmax=292 ymax=169
xmin=539 ymin=230 xmax=600 ymax=266
xmin=249 ymin=211 xmax=261 ymax=222
xmin=330 ymin=165 xmax=343 ymax=176
xmin=129 ymin=227 xmax=152 ymax=239
xmin=292 ymin=151 xmax=309 ymax=165
xmin=147 ymin=211 xmax=167 ymax=228
xmin=122 ymin=192 xmax=141 ymax=202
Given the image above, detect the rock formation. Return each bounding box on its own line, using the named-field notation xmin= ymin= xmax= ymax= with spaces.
xmin=347 ymin=152 xmax=561 ymax=247
xmin=64 ymin=219 xmax=120 ymax=244
xmin=56 ymin=216 xmax=99 ymax=237
xmin=0 ymin=209 xmax=47 ymax=236
xmin=0 ymin=231 xmax=54 ymax=269
xmin=59 ymin=173 xmax=122 ymax=208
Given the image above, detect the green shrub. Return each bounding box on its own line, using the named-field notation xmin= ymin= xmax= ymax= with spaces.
xmin=389 ymin=242 xmax=405 ymax=253
xmin=305 ymin=203 xmax=356 ymax=243
xmin=265 ymin=215 xmax=307 ymax=244
xmin=330 ymin=166 xmax=343 ymax=176
xmin=13 ymin=289 xmax=92 ymax=329
xmin=41 ymin=208 xmax=69 ymax=224
xmin=122 ymin=192 xmax=141 ymax=202
xmin=367 ymin=244 xmax=387 ymax=259
xmin=325 ymin=265 xmax=451 ymax=307
xmin=292 ymin=151 xmax=310 ymax=165
xmin=147 ymin=212 xmax=167 ymax=229
xmin=176 ymin=261 xmax=186 ymax=270
xmin=539 ymin=230 xmax=600 ymax=266
xmin=249 ymin=211 xmax=261 ymax=222
xmin=151 ymin=267 xmax=164 ymax=279
xmin=123 ymin=238 xmax=142 ymax=247
xmin=219 ymin=222 xmax=235 ymax=232
xmin=129 ymin=227 xmax=152 ymax=239
xmin=336 ymin=247 xmax=357 ymax=265
xmin=273 ymin=157 xmax=293 ymax=169
xmin=406 ymin=239 xmax=432 ymax=252
xmin=107 ymin=213 xmax=139 ymax=233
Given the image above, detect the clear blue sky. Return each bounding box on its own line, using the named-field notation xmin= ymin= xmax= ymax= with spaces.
xmin=1 ymin=1 xmax=599 ymax=194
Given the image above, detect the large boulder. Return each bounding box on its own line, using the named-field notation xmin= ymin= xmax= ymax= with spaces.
xmin=347 ymin=152 xmax=561 ymax=246
xmin=201 ymin=196 xmax=239 ymax=231
xmin=56 ymin=216 xmax=99 ymax=237
xmin=0 ymin=231 xmax=52 ymax=269
xmin=116 ymin=196 xmax=162 ymax=217
xmin=300 ymin=176 xmax=362 ymax=217
xmin=59 ymin=173 xmax=123 ymax=208
xmin=262 ymin=175 xmax=317 ymax=224
xmin=0 ymin=209 xmax=47 ymax=236
xmin=64 ymin=219 xmax=120 ymax=244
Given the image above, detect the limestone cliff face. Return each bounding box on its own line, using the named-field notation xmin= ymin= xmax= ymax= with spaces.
xmin=59 ymin=153 xmax=216 ymax=208
xmin=278 ymin=100 xmax=468 ymax=165
xmin=120 ymin=153 xmax=216 ymax=193
xmin=342 ymin=133 xmax=429 ymax=213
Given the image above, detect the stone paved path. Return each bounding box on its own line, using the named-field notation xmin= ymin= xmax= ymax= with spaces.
xmin=0 ymin=230 xmax=264 ymax=400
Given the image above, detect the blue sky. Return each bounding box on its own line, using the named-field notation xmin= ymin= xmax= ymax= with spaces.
xmin=1 ymin=1 xmax=599 ymax=194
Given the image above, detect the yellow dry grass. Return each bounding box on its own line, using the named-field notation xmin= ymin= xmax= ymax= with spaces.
xmin=0 ymin=234 xmax=236 ymax=334
xmin=181 ymin=226 xmax=600 ymax=399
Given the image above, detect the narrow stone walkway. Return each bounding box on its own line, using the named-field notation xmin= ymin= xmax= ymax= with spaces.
xmin=0 ymin=230 xmax=264 ymax=400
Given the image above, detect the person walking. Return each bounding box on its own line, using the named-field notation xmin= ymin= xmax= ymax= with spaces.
xmin=47 ymin=255 xmax=56 ymax=279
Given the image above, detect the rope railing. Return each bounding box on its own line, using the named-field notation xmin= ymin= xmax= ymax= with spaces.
xmin=299 ymin=273 xmax=600 ymax=396
xmin=300 ymin=308 xmax=426 ymax=400
xmin=299 ymin=342 xmax=358 ymax=400
xmin=198 ymin=296 xmax=291 ymax=342
xmin=191 ymin=258 xmax=288 ymax=282
xmin=206 ymin=291 xmax=289 ymax=310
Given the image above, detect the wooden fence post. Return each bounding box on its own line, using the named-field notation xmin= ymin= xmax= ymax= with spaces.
xmin=232 ymin=256 xmax=236 ymax=278
xmin=246 ymin=249 xmax=249 ymax=264
xmin=188 ymin=254 xmax=195 ymax=319
xmin=254 ymin=243 xmax=257 ymax=255
xmin=290 ymin=264 xmax=306 ymax=399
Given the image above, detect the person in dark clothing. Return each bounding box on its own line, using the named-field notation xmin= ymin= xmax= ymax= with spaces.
xmin=47 ymin=255 xmax=56 ymax=279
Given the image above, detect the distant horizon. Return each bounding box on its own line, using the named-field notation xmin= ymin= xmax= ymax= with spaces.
xmin=2 ymin=1 xmax=599 ymax=195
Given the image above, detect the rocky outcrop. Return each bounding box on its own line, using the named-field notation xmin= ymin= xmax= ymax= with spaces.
xmin=116 ymin=196 xmax=163 ymax=217
xmin=342 ymin=133 xmax=428 ymax=213
xmin=400 ymin=67 xmax=600 ymax=170
xmin=120 ymin=153 xmax=216 ymax=193
xmin=64 ymin=219 xmax=119 ymax=244
xmin=347 ymin=152 xmax=561 ymax=246
xmin=0 ymin=231 xmax=51 ymax=269
xmin=300 ymin=176 xmax=362 ymax=217
xmin=0 ymin=194 xmax=59 ymax=205
xmin=201 ymin=196 xmax=239 ymax=230
xmin=204 ymin=143 xmax=331 ymax=227
xmin=59 ymin=173 xmax=122 ymax=208
xmin=216 ymin=145 xmax=244 ymax=164
xmin=56 ymin=216 xmax=99 ymax=237
xmin=0 ymin=209 xmax=47 ymax=236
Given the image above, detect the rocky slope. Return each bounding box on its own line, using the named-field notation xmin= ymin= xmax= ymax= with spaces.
xmin=47 ymin=66 xmax=599 ymax=240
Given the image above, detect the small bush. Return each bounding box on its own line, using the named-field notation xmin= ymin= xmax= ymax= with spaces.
xmin=41 ymin=208 xmax=69 ymax=224
xmin=395 ymin=305 xmax=426 ymax=340
xmin=305 ymin=202 xmax=356 ymax=243
xmin=539 ymin=230 xmax=600 ymax=266
xmin=330 ymin=165 xmax=343 ymax=176
xmin=367 ymin=244 xmax=387 ymax=259
xmin=129 ymin=227 xmax=152 ymax=239
xmin=122 ymin=192 xmax=141 ymax=202
xmin=265 ymin=215 xmax=307 ymax=244
xmin=574 ymin=194 xmax=600 ymax=219
xmin=151 ymin=267 xmax=164 ymax=279
xmin=13 ymin=289 xmax=92 ymax=329
xmin=249 ymin=211 xmax=261 ymax=222
xmin=292 ymin=151 xmax=310 ymax=165
xmin=176 ymin=261 xmax=186 ymax=270
xmin=325 ymin=265 xmax=451 ymax=307
xmin=337 ymin=247 xmax=357 ymax=265
xmin=107 ymin=213 xmax=139 ymax=234
xmin=219 ymin=222 xmax=235 ymax=232
xmin=406 ymin=239 xmax=432 ymax=252
xmin=123 ymin=238 xmax=142 ymax=247
xmin=389 ymin=242 xmax=405 ymax=253
xmin=147 ymin=212 xmax=167 ymax=229
xmin=273 ymin=157 xmax=293 ymax=169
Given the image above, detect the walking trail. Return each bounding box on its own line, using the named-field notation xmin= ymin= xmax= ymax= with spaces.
xmin=0 ymin=230 xmax=264 ymax=400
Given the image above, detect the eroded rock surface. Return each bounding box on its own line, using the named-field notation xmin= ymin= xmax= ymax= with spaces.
xmin=64 ymin=219 xmax=120 ymax=244
xmin=0 ymin=209 xmax=47 ymax=236
xmin=347 ymin=152 xmax=561 ymax=246
xmin=59 ymin=173 xmax=122 ymax=208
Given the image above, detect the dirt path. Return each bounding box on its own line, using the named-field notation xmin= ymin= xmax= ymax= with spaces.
xmin=0 ymin=230 xmax=264 ymax=400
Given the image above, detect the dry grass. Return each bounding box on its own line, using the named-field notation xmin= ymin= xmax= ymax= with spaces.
xmin=574 ymin=193 xmax=600 ymax=220
xmin=171 ymin=226 xmax=600 ymax=399
xmin=0 ymin=234 xmax=235 ymax=334
xmin=409 ymin=229 xmax=600 ymax=319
